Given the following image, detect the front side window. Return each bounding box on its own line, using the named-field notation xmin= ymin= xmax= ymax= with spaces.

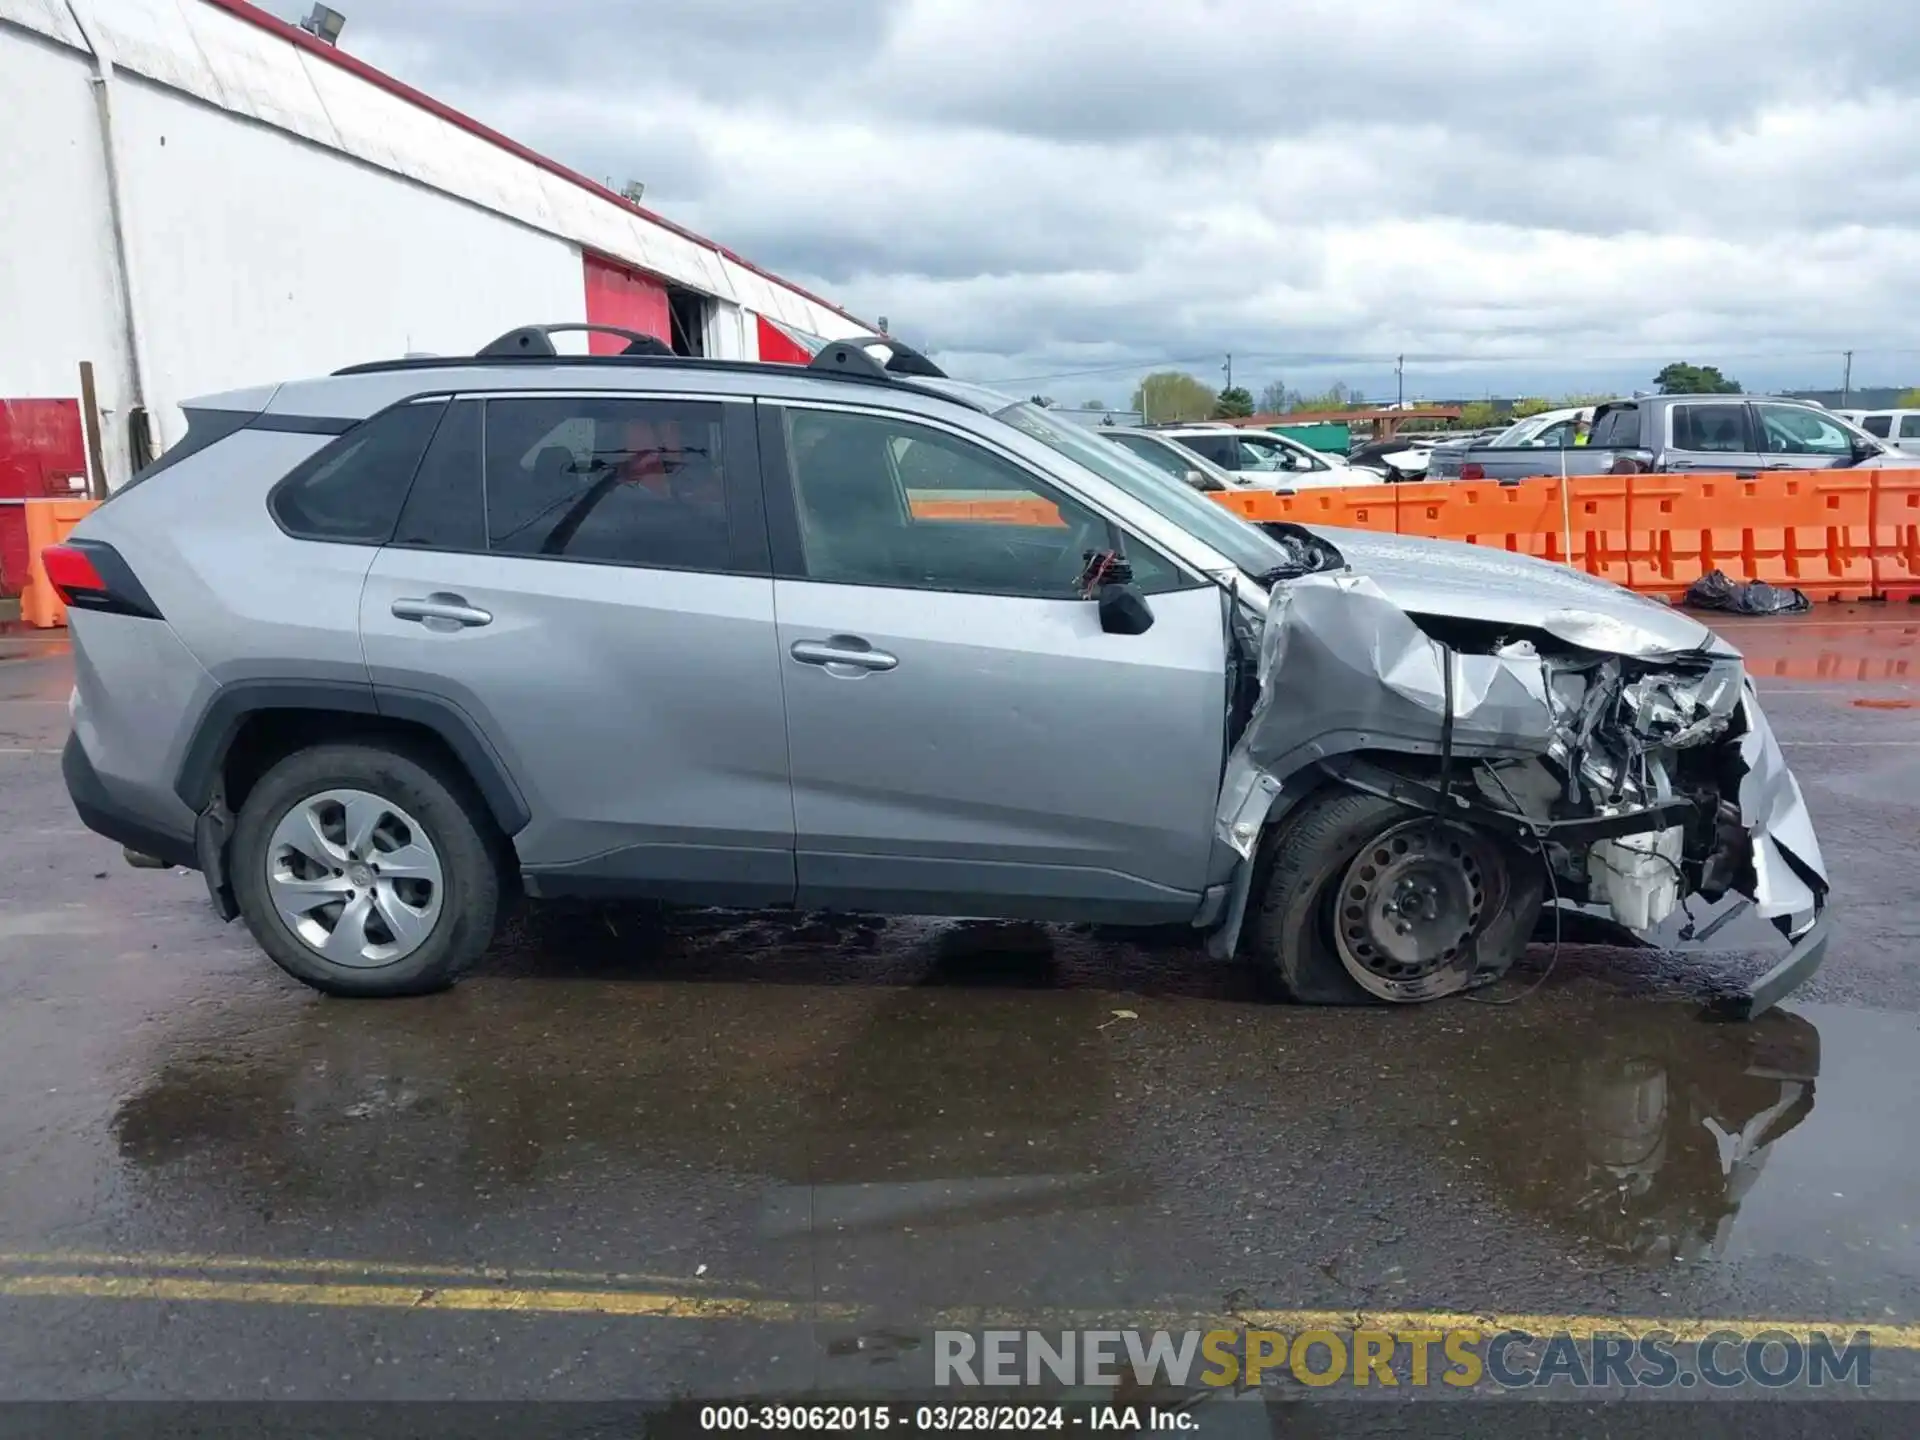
xmin=482 ymin=395 xmax=731 ymax=569
xmin=1753 ymin=403 xmax=1851 ymax=458
xmin=1672 ymin=403 xmax=1750 ymax=453
xmin=785 ymin=408 xmax=1180 ymax=596
xmin=1862 ymin=414 xmax=1893 ymax=437
xmin=270 ymin=400 xmax=446 ymax=543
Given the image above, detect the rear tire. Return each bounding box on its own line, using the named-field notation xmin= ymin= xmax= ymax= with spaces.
xmin=1244 ymin=787 xmax=1540 ymax=1005
xmin=231 ymin=743 xmax=502 ymax=997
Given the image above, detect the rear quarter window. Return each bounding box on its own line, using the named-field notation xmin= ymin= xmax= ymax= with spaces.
xmin=269 ymin=400 xmax=447 ymax=543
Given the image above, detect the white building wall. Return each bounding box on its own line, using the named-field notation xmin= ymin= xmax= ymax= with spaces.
xmin=0 ymin=25 xmax=137 ymax=478
xmin=114 ymin=77 xmax=586 ymax=443
xmin=0 ymin=0 xmax=871 ymax=486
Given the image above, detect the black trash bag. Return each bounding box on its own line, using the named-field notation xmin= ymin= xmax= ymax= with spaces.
xmin=1683 ymin=569 xmax=1812 ymax=615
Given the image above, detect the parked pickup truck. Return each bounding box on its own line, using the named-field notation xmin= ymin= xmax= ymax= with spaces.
xmin=1426 ymin=395 xmax=1920 ymax=482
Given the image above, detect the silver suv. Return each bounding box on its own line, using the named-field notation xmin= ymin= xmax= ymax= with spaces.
xmin=56 ymin=327 xmax=1830 ymax=1013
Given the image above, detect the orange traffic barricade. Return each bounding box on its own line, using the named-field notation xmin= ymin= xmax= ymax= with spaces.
xmin=1871 ymin=471 xmax=1920 ymax=601
xmin=1399 ymin=477 xmax=1573 ymax=564
xmin=1564 ymin=476 xmax=1632 ymax=587
xmin=1631 ymin=472 xmax=1875 ymax=602
xmin=18 ymin=497 xmax=100 ymax=627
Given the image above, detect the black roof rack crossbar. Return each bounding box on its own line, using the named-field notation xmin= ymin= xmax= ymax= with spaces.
xmin=807 ymin=336 xmax=946 ymax=380
xmin=478 ymin=324 xmax=675 ymax=358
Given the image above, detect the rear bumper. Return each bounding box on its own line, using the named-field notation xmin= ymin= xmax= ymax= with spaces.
xmin=62 ymin=733 xmax=197 ymax=870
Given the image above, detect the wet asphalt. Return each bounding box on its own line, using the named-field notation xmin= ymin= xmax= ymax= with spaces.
xmin=0 ymin=608 xmax=1916 ymax=1408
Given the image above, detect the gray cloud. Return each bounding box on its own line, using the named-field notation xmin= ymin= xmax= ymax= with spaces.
xmin=328 ymin=0 xmax=1920 ymax=394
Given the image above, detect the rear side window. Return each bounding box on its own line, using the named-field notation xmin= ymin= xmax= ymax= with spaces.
xmin=1176 ymin=434 xmax=1233 ymax=466
xmin=392 ymin=399 xmax=484 ymax=552
xmin=1901 ymin=416 xmax=1920 ymax=440
xmin=1671 ymin=403 xmax=1750 ymax=453
xmin=1588 ymin=405 xmax=1639 ymax=448
xmin=1864 ymin=414 xmax=1893 ymax=437
xmin=482 ymin=395 xmax=731 ymax=570
xmin=269 ymin=400 xmax=446 ymax=542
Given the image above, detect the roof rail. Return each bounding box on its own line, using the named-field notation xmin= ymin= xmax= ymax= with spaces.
xmin=808 ymin=335 xmax=946 ymax=380
xmin=478 ymin=324 xmax=675 ymax=358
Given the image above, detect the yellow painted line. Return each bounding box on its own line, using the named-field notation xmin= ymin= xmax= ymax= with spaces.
xmin=1 ymin=1253 xmax=1910 ymax=1342
xmin=0 ymin=1262 xmax=1910 ymax=1348
xmin=1229 ymin=1308 xmax=1920 ymax=1348
xmin=0 ymin=1248 xmax=749 ymax=1292
xmin=0 ymin=1272 xmax=844 ymax=1322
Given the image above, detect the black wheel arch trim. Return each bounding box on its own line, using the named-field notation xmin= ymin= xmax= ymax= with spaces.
xmin=172 ymin=678 xmax=532 ymax=836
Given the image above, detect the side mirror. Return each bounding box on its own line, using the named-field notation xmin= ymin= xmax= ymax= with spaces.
xmin=1184 ymin=468 xmax=1224 ymax=492
xmin=1097 ymin=583 xmax=1154 ymax=635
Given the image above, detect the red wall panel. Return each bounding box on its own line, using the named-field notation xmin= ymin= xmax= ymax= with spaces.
xmin=756 ymin=315 xmax=816 ymax=365
xmin=0 ymin=399 xmax=87 ymax=596
xmin=583 ymin=254 xmax=672 ymax=352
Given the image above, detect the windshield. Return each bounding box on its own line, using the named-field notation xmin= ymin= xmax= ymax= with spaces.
xmin=1490 ymin=412 xmax=1561 ymax=446
xmin=993 ymin=403 xmax=1294 ymax=576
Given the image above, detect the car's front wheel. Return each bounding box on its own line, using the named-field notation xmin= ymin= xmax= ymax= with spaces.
xmin=1246 ymin=788 xmax=1543 ymax=1005
xmin=231 ymin=743 xmax=502 ymax=997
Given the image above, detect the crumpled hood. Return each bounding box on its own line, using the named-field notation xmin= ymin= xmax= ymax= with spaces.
xmin=1310 ymin=525 xmax=1717 ymax=657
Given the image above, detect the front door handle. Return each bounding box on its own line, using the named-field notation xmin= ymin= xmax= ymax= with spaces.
xmin=392 ymin=594 xmax=492 ymax=628
xmin=790 ymin=637 xmax=898 ymax=672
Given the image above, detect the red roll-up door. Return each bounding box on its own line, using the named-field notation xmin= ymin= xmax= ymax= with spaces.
xmin=584 ymin=254 xmax=671 ymax=353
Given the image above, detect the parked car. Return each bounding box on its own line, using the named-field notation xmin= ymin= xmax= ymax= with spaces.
xmin=1099 ymin=427 xmax=1247 ymax=492
xmin=1855 ymin=409 xmax=1920 ymax=452
xmin=1151 ymin=424 xmax=1384 ymax=489
xmin=1430 ymin=395 xmax=1920 ymax=482
xmin=1427 ymin=408 xmax=1596 ymax=480
xmin=54 ymin=327 xmax=1826 ymax=1015
xmin=1346 ymin=434 xmax=1437 ymax=481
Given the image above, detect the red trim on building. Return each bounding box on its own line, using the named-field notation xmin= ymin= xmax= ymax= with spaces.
xmin=196 ymin=0 xmax=865 ymax=329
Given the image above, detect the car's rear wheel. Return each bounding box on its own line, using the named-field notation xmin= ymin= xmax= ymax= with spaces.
xmin=1245 ymin=788 xmax=1542 ymax=1005
xmin=231 ymin=743 xmax=502 ymax=997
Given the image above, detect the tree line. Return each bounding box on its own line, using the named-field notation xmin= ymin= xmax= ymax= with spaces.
xmin=1078 ymin=361 xmax=1920 ymax=427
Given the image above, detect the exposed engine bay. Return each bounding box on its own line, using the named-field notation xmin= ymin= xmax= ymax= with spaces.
xmin=1211 ymin=534 xmax=1830 ymax=1017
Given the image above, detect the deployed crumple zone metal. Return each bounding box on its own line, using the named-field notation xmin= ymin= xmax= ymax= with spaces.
xmin=1212 ymin=569 xmax=1830 ymax=1017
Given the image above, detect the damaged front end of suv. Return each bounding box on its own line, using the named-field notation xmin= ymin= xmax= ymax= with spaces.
xmin=1211 ymin=529 xmax=1829 ymax=1019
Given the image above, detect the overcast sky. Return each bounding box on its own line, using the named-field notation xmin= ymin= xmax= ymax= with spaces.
xmin=337 ymin=0 xmax=1920 ymax=404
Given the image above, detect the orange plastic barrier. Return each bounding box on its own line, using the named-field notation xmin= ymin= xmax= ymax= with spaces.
xmin=1213 ymin=487 xmax=1397 ymax=532
xmin=1872 ymin=472 xmax=1920 ymax=601
xmin=18 ymin=498 xmax=99 ymax=628
xmin=1630 ymin=473 xmax=1875 ymax=602
xmin=1204 ymin=472 xmax=1919 ymax=602
xmin=1397 ymin=477 xmax=1576 ymax=566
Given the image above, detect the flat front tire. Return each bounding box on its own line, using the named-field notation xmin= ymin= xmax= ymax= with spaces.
xmin=231 ymin=743 xmax=502 ymax=997
xmin=1245 ymin=787 xmax=1541 ymax=1005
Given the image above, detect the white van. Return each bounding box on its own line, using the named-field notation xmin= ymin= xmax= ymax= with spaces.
xmin=1856 ymin=410 xmax=1920 ymax=452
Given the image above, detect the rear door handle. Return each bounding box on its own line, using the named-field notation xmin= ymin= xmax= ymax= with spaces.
xmin=790 ymin=637 xmax=898 ymax=672
xmin=392 ymin=594 xmax=492 ymax=628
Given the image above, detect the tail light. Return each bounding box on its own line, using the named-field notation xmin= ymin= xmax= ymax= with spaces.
xmin=1459 ymin=462 xmax=1486 ymax=481
xmin=40 ymin=540 xmax=161 ymax=619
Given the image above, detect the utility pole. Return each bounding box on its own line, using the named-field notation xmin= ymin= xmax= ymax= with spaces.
xmin=1841 ymin=350 xmax=1853 ymax=407
xmin=1223 ymin=353 xmax=1233 ymax=393
xmin=1396 ymin=354 xmax=1405 ymax=410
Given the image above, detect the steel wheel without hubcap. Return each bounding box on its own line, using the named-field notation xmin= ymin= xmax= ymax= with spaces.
xmin=1333 ymin=819 xmax=1505 ymax=1002
xmin=265 ymin=788 xmax=444 ymax=968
